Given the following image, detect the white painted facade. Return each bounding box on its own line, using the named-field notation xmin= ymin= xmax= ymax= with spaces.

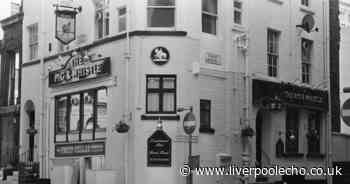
xmin=20 ymin=0 xmax=330 ymax=184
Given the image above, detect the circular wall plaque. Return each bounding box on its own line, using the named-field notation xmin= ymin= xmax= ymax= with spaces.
xmin=150 ymin=47 xmax=170 ymax=66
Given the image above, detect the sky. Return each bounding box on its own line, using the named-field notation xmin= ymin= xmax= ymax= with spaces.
xmin=0 ymin=0 xmax=21 ymax=39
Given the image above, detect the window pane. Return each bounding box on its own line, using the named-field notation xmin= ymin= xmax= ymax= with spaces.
xmin=202 ymin=0 xmax=217 ymax=14
xmin=147 ymin=93 xmax=159 ymax=112
xmin=163 ymin=77 xmax=175 ymax=89
xmin=286 ymin=109 xmax=299 ymax=153
xmin=234 ymin=11 xmax=241 ymax=24
xmin=104 ymin=12 xmax=109 ymax=36
xmin=148 ymin=0 xmax=175 ymax=6
xmin=202 ymin=13 xmax=217 ymax=34
xmin=234 ymin=1 xmax=242 ymax=9
xmin=119 ymin=17 xmax=126 ymax=32
xmin=97 ymin=89 xmax=108 ymax=129
xmin=119 ymin=7 xmax=126 ymax=16
xmin=147 ymin=77 xmax=160 ymax=89
xmin=69 ymin=94 xmax=80 ymax=132
xmin=147 ymin=8 xmax=175 ymax=27
xmin=200 ymin=100 xmax=211 ymax=128
xmin=56 ymin=97 xmax=67 ymax=133
xmin=96 ymin=10 xmax=103 ymax=38
xmin=163 ymin=92 xmax=175 ymax=112
xmin=83 ymin=92 xmax=94 ymax=130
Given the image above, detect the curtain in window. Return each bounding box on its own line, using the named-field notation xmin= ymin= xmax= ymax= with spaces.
xmin=97 ymin=89 xmax=108 ymax=129
xmin=147 ymin=93 xmax=159 ymax=112
xmin=83 ymin=92 xmax=94 ymax=130
xmin=147 ymin=0 xmax=175 ymax=27
xmin=57 ymin=97 xmax=67 ymax=133
xmin=163 ymin=93 xmax=175 ymax=112
xmin=69 ymin=94 xmax=80 ymax=131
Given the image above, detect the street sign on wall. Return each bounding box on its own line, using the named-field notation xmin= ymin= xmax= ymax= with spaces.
xmin=342 ymin=99 xmax=350 ymax=126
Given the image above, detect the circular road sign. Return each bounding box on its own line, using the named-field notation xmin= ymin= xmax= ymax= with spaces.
xmin=342 ymin=99 xmax=350 ymax=126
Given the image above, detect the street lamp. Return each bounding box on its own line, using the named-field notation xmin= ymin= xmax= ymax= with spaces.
xmin=178 ymin=106 xmax=196 ymax=184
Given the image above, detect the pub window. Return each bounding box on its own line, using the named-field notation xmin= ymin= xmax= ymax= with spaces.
xmin=28 ymin=23 xmax=38 ymax=60
xmin=147 ymin=0 xmax=175 ymax=27
xmin=200 ymin=99 xmax=215 ymax=133
xmin=301 ymin=0 xmax=309 ymax=7
xmin=94 ymin=0 xmax=109 ymax=39
xmin=202 ymin=0 xmax=217 ymax=35
xmin=55 ymin=88 xmax=108 ymax=142
xmin=233 ymin=0 xmax=242 ymax=25
xmin=285 ymin=108 xmax=299 ymax=153
xmin=118 ymin=6 xmax=127 ymax=32
xmin=307 ymin=111 xmax=321 ymax=154
xmin=146 ymin=75 xmax=176 ymax=114
xmin=301 ymin=38 xmax=313 ymax=84
xmin=267 ymin=29 xmax=280 ymax=77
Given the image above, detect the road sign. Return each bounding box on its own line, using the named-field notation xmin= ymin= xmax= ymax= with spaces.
xmin=342 ymin=99 xmax=350 ymax=126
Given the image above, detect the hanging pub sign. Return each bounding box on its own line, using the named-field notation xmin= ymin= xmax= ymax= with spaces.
xmin=48 ymin=54 xmax=111 ymax=87
xmin=55 ymin=9 xmax=77 ymax=45
xmin=252 ymin=79 xmax=328 ymax=110
xmin=147 ymin=129 xmax=172 ymax=167
xmin=55 ymin=141 xmax=105 ymax=157
xmin=150 ymin=47 xmax=170 ymax=66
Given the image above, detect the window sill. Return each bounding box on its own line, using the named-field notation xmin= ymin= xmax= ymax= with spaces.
xmin=141 ymin=114 xmax=180 ymax=121
xmin=300 ymin=6 xmax=314 ymax=15
xmin=199 ymin=127 xmax=215 ymax=134
xmin=306 ymin=152 xmax=325 ymax=159
xmin=232 ymin=24 xmax=247 ymax=32
xmin=282 ymin=152 xmax=304 ymax=158
xmin=268 ymin=0 xmax=284 ymax=5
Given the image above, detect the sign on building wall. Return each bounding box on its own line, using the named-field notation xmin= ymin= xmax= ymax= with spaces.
xmin=55 ymin=10 xmax=77 ymax=45
xmin=55 ymin=141 xmax=105 ymax=157
xmin=147 ymin=129 xmax=172 ymax=167
xmin=204 ymin=52 xmax=222 ymax=65
xmin=48 ymin=55 xmax=111 ymax=87
xmin=150 ymin=47 xmax=170 ymax=66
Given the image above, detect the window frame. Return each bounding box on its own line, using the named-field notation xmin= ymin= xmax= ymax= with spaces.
xmin=202 ymin=0 xmax=218 ymax=35
xmin=147 ymin=0 xmax=176 ymax=28
xmin=95 ymin=1 xmax=110 ymax=40
xmin=267 ymin=29 xmax=280 ymax=77
xmin=301 ymin=38 xmax=313 ymax=84
xmin=146 ymin=75 xmax=177 ymax=114
xmin=28 ymin=23 xmax=38 ymax=60
xmin=199 ymin=99 xmax=215 ymax=134
xmin=54 ymin=87 xmax=107 ymax=143
xmin=233 ymin=0 xmax=242 ymax=25
xmin=301 ymin=0 xmax=309 ymax=7
xmin=117 ymin=6 xmax=127 ymax=33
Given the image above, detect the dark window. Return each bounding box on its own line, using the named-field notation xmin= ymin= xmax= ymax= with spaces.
xmin=202 ymin=0 xmax=217 ymax=34
xmin=147 ymin=0 xmax=175 ymax=27
xmin=146 ymin=75 xmax=176 ymax=114
xmin=285 ymin=108 xmax=299 ymax=153
xmin=234 ymin=0 xmax=242 ymax=25
xmin=307 ymin=111 xmax=321 ymax=154
xmin=301 ymin=38 xmax=313 ymax=84
xmin=267 ymin=29 xmax=280 ymax=77
xmin=301 ymin=0 xmax=309 ymax=6
xmin=200 ymin=99 xmax=215 ymax=133
xmin=55 ymin=88 xmax=107 ymax=142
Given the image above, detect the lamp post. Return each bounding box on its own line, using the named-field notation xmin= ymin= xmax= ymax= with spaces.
xmin=178 ymin=106 xmax=196 ymax=184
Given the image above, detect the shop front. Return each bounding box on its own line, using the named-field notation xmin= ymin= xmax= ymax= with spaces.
xmin=252 ymin=79 xmax=329 ymax=183
xmin=48 ymin=52 xmax=111 ymax=184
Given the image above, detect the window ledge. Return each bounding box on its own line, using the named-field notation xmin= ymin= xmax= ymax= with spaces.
xmin=282 ymin=152 xmax=304 ymax=158
xmin=268 ymin=0 xmax=284 ymax=5
xmin=232 ymin=24 xmax=247 ymax=32
xmin=300 ymin=6 xmax=314 ymax=15
xmin=199 ymin=127 xmax=215 ymax=134
xmin=141 ymin=114 xmax=180 ymax=121
xmin=306 ymin=153 xmax=325 ymax=159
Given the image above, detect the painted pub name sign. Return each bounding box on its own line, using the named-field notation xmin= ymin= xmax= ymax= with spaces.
xmin=49 ymin=54 xmax=111 ymax=87
xmin=147 ymin=129 xmax=172 ymax=167
xmin=55 ymin=141 xmax=105 ymax=157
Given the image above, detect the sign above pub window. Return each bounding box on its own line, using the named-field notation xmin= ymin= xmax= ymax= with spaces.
xmin=55 ymin=141 xmax=105 ymax=157
xmin=150 ymin=47 xmax=170 ymax=66
xmin=48 ymin=53 xmax=111 ymax=87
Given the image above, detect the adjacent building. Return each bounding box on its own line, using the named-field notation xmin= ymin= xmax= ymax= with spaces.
xmin=20 ymin=0 xmax=331 ymax=184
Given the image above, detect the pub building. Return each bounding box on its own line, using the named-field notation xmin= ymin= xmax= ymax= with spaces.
xmin=19 ymin=0 xmax=332 ymax=184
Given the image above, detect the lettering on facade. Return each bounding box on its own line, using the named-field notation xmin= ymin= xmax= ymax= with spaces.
xmin=204 ymin=52 xmax=222 ymax=65
xmin=252 ymin=79 xmax=328 ymax=110
xmin=150 ymin=47 xmax=170 ymax=66
xmin=55 ymin=141 xmax=105 ymax=157
xmin=147 ymin=129 xmax=172 ymax=167
xmin=48 ymin=55 xmax=111 ymax=87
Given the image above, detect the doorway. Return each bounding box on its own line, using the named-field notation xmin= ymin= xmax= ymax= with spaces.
xmin=255 ymin=111 xmax=263 ymax=168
